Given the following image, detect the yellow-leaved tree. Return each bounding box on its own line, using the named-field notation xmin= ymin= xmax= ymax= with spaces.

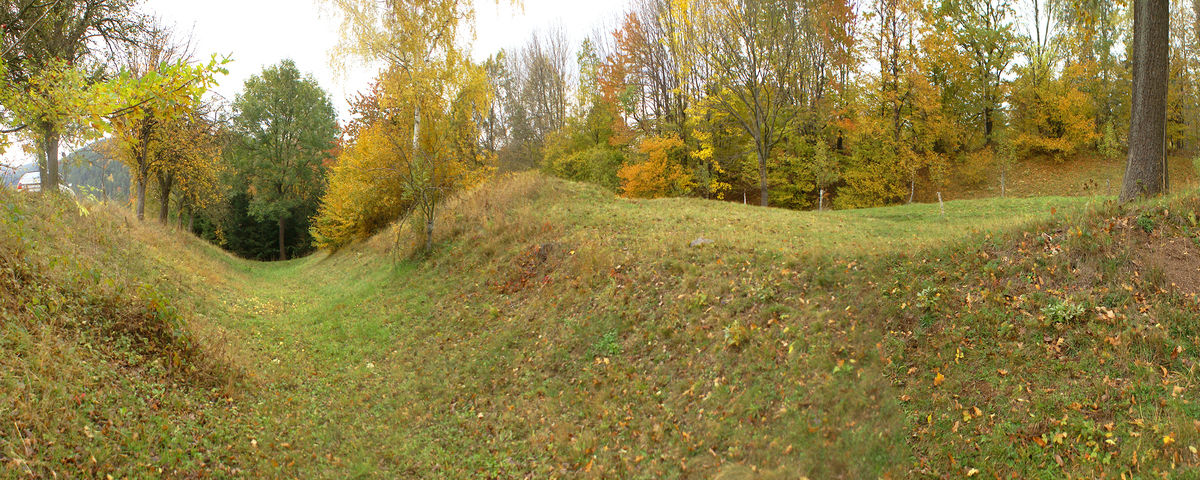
xmin=313 ymin=0 xmax=498 ymax=252
xmin=107 ymin=28 xmax=228 ymax=222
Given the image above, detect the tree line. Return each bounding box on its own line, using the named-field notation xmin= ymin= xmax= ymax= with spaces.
xmin=2 ymin=0 xmax=1181 ymax=258
xmin=1 ymin=1 xmax=338 ymax=261
xmin=307 ymin=0 xmax=1184 ymax=250
xmin=477 ymin=0 xmax=1193 ymax=209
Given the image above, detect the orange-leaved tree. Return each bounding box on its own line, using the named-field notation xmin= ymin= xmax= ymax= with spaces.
xmin=618 ymin=135 xmax=694 ymax=199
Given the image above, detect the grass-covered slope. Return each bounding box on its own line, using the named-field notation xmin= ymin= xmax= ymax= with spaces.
xmin=0 ymin=190 xmax=263 ymax=477
xmin=943 ymin=152 xmax=1198 ymax=201
xmin=5 ymin=173 xmax=1200 ymax=478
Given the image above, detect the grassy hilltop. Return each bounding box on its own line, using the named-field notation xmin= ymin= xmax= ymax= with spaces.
xmin=4 ymin=173 xmax=1200 ymax=478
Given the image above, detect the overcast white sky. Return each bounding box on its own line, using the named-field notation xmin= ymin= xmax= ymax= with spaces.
xmin=2 ymin=0 xmax=632 ymax=168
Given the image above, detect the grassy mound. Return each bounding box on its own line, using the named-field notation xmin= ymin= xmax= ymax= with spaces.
xmin=0 ymin=190 xmax=255 ymax=477
xmin=6 ymin=173 xmax=1200 ymax=478
xmin=885 ymin=197 xmax=1200 ymax=477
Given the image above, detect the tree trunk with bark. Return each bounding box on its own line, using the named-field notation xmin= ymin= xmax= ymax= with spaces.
xmin=157 ymin=174 xmax=174 ymax=224
xmin=425 ymin=217 xmax=434 ymax=252
xmin=135 ymin=178 xmax=147 ymax=221
xmin=42 ymin=130 xmax=60 ymax=193
xmin=756 ymin=141 xmax=769 ymax=207
xmin=984 ymin=107 xmax=994 ymax=145
xmin=278 ymin=217 xmax=287 ymax=261
xmin=1120 ymin=0 xmax=1171 ymax=202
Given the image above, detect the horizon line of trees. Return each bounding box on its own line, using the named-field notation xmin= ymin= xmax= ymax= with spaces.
xmin=2 ymin=0 xmax=1182 ymax=259
xmin=307 ymin=0 xmax=1185 ymax=251
xmin=476 ymin=0 xmax=1196 ymax=209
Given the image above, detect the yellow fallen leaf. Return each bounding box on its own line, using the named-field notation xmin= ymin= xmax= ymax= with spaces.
xmin=1164 ymin=435 xmax=1176 ymax=446
xmin=967 ymin=468 xmax=979 ymax=477
xmin=934 ymin=372 xmax=945 ymax=386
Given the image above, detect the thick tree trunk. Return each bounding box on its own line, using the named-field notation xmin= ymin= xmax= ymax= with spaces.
xmin=278 ymin=217 xmax=287 ymax=261
xmin=43 ymin=131 xmax=60 ymax=193
xmin=1121 ymin=0 xmax=1170 ymax=202
xmin=984 ymin=107 xmax=994 ymax=144
xmin=157 ymin=175 xmax=174 ymax=224
xmin=136 ymin=179 xmax=147 ymax=221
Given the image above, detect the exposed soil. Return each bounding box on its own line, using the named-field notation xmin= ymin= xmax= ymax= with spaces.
xmin=1135 ymin=234 xmax=1200 ymax=297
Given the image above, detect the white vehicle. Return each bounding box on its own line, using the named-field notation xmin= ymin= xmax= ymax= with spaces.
xmin=15 ymin=172 xmax=40 ymax=192
xmin=15 ymin=172 xmax=76 ymax=196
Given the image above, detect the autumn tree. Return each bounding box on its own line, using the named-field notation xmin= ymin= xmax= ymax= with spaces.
xmin=317 ymin=0 xmax=499 ymax=252
xmin=0 ymin=0 xmax=142 ymax=193
xmin=479 ymin=53 xmax=508 ymax=156
xmin=618 ymin=135 xmax=694 ymax=198
xmin=1167 ymin=2 xmax=1200 ymax=151
xmin=540 ymin=37 xmax=630 ymax=190
xmin=109 ymin=27 xmax=220 ymax=221
xmin=673 ymin=0 xmax=810 ymax=207
xmin=156 ymin=103 xmax=225 ymax=227
xmin=494 ymin=29 xmax=571 ymax=170
xmin=938 ymin=0 xmax=1017 ymax=145
xmin=628 ymin=0 xmax=691 ymax=137
xmin=1056 ymin=0 xmax=1128 ymax=131
xmin=231 ymin=60 xmax=339 ymax=260
xmin=1009 ymin=0 xmax=1098 ymax=161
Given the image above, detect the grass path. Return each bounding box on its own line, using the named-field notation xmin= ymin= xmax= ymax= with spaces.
xmin=184 ymin=182 xmax=1109 ymax=478
xmin=10 ymin=176 xmax=1198 ymax=478
xmin=208 ymin=255 xmax=411 ymax=478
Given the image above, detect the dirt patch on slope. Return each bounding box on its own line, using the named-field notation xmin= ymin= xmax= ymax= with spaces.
xmin=1134 ymin=235 xmax=1200 ymax=296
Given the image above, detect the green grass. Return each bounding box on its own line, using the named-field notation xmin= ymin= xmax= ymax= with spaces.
xmin=960 ymin=152 xmax=1199 ymax=200
xmin=571 ymin=191 xmax=1100 ymax=258
xmin=5 ymin=173 xmax=1200 ymax=478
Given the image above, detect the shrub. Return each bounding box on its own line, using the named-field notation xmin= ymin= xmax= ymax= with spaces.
xmin=618 ymin=135 xmax=695 ymax=199
xmin=547 ymin=146 xmax=625 ymax=191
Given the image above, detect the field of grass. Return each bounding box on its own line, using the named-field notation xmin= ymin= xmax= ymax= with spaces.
xmin=955 ymin=153 xmax=1199 ymax=200
xmin=5 ymin=173 xmax=1200 ymax=478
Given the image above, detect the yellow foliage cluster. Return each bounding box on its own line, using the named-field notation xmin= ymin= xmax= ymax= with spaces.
xmin=617 ymin=135 xmax=695 ymax=199
xmin=315 ymin=0 xmax=498 ymax=251
xmin=1011 ymin=70 xmax=1099 ymax=162
xmin=312 ymin=123 xmax=408 ymax=246
xmin=312 ymin=64 xmax=494 ymax=249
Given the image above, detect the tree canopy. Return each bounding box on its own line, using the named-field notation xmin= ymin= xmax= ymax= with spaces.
xmin=231 ymin=59 xmax=339 ymax=260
